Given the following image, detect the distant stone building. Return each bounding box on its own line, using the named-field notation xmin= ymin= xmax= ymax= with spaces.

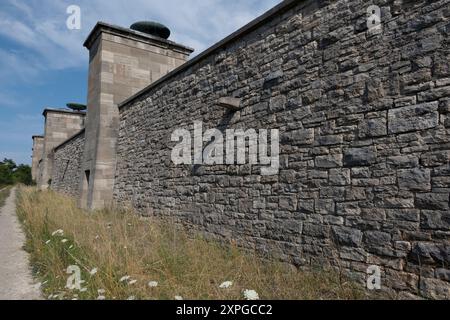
xmin=32 ymin=0 xmax=450 ymax=299
xmin=31 ymin=135 xmax=44 ymax=182
xmin=37 ymin=109 xmax=85 ymax=189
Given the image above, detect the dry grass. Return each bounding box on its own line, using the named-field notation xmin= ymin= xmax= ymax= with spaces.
xmin=16 ymin=186 xmax=366 ymax=300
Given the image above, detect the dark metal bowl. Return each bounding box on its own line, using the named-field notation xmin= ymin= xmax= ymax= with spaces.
xmin=67 ymin=103 xmax=87 ymax=111
xmin=130 ymin=21 xmax=171 ymax=39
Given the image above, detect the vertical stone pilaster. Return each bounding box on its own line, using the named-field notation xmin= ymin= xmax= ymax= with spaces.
xmin=31 ymin=136 xmax=44 ymax=182
xmin=81 ymin=22 xmax=193 ymax=210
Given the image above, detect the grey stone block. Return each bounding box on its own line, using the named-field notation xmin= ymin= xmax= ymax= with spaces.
xmin=411 ymin=243 xmax=449 ymax=264
xmin=420 ymin=278 xmax=450 ymax=299
xmin=421 ymin=211 xmax=450 ymax=230
xmin=358 ymin=117 xmax=387 ymax=138
xmin=388 ymin=102 xmax=439 ymax=134
xmin=315 ymin=154 xmax=343 ymax=168
xmin=344 ymin=147 xmax=377 ymax=167
xmin=415 ymin=193 xmax=449 ymax=210
xmin=332 ymin=226 xmax=363 ymax=247
xmin=398 ymin=168 xmax=431 ymax=191
xmin=283 ymin=129 xmax=314 ymax=145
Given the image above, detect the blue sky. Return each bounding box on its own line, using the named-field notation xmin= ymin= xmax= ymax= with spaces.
xmin=0 ymin=0 xmax=281 ymax=165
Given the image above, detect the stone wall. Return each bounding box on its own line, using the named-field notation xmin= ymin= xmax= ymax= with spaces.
xmin=112 ymin=0 xmax=449 ymax=298
xmin=51 ymin=130 xmax=85 ymax=198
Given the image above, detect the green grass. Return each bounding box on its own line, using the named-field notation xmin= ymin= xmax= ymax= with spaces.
xmin=0 ymin=186 xmax=11 ymax=208
xmin=16 ymin=186 xmax=367 ymax=301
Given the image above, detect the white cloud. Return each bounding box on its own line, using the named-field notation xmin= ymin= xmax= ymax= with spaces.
xmin=7 ymin=0 xmax=35 ymax=19
xmin=0 ymin=0 xmax=281 ymax=72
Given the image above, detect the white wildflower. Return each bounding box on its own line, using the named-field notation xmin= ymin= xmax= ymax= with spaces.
xmin=45 ymin=240 xmax=51 ymax=245
xmin=243 ymin=289 xmax=259 ymax=300
xmin=95 ymin=235 xmax=100 ymax=240
xmin=97 ymin=295 xmax=106 ymax=300
xmin=69 ymin=245 xmax=74 ymax=249
xmin=120 ymin=276 xmax=131 ymax=282
xmin=61 ymin=239 xmax=68 ymax=243
xmin=127 ymin=296 xmax=136 ymax=300
xmin=80 ymin=288 xmax=87 ymax=292
xmin=148 ymin=281 xmax=158 ymax=288
xmin=52 ymin=229 xmax=64 ymax=236
xmin=219 ymin=281 xmax=233 ymax=289
xmin=175 ymin=296 xmax=183 ymax=300
xmin=89 ymin=268 xmax=98 ymax=275
xmin=128 ymin=279 xmax=137 ymax=285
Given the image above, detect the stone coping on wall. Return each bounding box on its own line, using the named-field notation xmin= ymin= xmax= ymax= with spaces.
xmin=83 ymin=21 xmax=195 ymax=55
xmin=118 ymin=0 xmax=302 ymax=109
xmin=42 ymin=108 xmax=86 ymax=118
xmin=53 ymin=128 xmax=86 ymax=152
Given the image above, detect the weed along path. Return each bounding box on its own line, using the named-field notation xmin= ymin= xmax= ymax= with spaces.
xmin=0 ymin=188 xmax=41 ymax=300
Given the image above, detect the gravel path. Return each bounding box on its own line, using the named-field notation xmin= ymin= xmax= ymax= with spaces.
xmin=0 ymin=188 xmax=42 ymax=300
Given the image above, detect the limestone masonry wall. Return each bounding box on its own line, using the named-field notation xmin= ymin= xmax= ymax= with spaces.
xmin=112 ymin=0 xmax=450 ymax=298
xmin=51 ymin=131 xmax=85 ymax=198
xmin=38 ymin=110 xmax=85 ymax=189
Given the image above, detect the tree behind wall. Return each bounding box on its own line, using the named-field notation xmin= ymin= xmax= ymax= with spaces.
xmin=0 ymin=158 xmax=33 ymax=186
xmin=0 ymin=159 xmax=15 ymax=186
xmin=14 ymin=164 xmax=33 ymax=185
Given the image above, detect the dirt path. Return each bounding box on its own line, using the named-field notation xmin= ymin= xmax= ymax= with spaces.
xmin=0 ymin=188 xmax=42 ymax=300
